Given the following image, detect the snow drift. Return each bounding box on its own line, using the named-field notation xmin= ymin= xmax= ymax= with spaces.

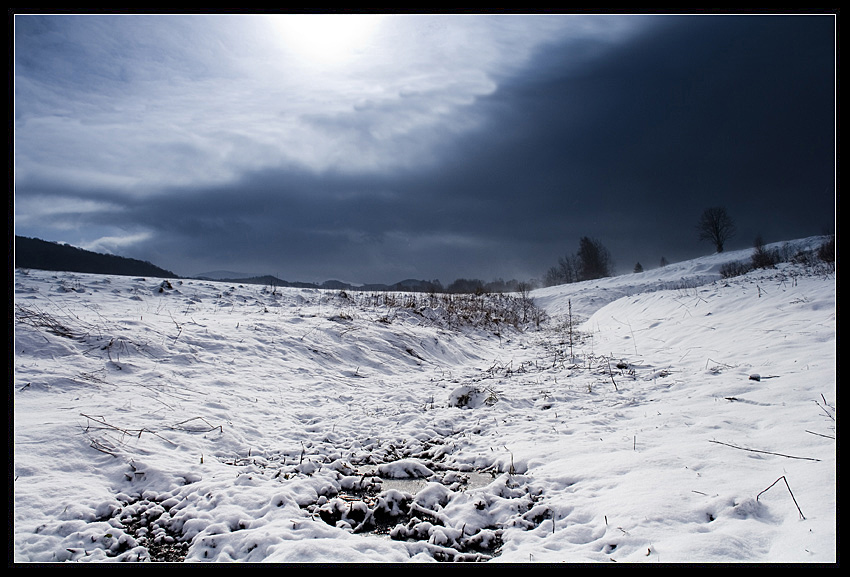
xmin=13 ymin=236 xmax=835 ymax=563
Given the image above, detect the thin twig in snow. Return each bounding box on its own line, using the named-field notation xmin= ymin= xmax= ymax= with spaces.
xmin=757 ymin=475 xmax=806 ymax=520
xmin=709 ymin=440 xmax=820 ymax=461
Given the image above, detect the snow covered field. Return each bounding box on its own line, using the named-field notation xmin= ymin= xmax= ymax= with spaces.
xmin=13 ymin=237 xmax=836 ymax=563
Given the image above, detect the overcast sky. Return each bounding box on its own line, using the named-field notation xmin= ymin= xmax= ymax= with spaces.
xmin=13 ymin=13 xmax=835 ymax=284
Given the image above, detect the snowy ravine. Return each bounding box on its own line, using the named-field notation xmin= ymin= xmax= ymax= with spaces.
xmin=13 ymin=237 xmax=836 ymax=563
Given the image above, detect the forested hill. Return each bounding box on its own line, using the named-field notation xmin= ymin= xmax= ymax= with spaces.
xmin=14 ymin=236 xmax=176 ymax=278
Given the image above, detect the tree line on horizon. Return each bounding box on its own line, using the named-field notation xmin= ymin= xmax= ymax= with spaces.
xmin=14 ymin=236 xmax=176 ymax=278
xmin=542 ymin=236 xmax=614 ymax=288
xmin=541 ymin=207 xmax=741 ymax=288
xmin=16 ymin=207 xmax=829 ymax=295
xmin=12 ymin=235 xmax=537 ymax=295
xmin=539 ymin=207 xmax=833 ymax=289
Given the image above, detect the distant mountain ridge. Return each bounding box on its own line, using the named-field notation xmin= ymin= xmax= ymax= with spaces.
xmin=14 ymin=236 xmax=176 ymax=278
xmin=14 ymin=236 xmax=443 ymax=293
xmin=201 ymin=273 xmax=443 ymax=293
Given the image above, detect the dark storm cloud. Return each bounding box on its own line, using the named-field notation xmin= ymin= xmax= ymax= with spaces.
xmin=14 ymin=14 xmax=834 ymax=284
xmin=433 ymin=14 xmax=835 ymax=270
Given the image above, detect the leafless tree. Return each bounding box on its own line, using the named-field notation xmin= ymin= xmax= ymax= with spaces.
xmin=544 ymin=254 xmax=578 ymax=287
xmin=697 ymin=207 xmax=736 ymax=253
xmin=543 ymin=238 xmax=613 ymax=286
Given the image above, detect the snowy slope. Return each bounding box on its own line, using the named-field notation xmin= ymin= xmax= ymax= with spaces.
xmin=13 ymin=237 xmax=835 ymax=563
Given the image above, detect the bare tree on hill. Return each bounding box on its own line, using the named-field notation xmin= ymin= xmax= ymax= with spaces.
xmin=697 ymin=207 xmax=736 ymax=253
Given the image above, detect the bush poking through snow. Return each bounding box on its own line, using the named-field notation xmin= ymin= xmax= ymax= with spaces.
xmin=817 ymin=235 xmax=835 ymax=264
xmin=447 ymin=386 xmax=491 ymax=409
xmin=15 ymin=304 xmax=83 ymax=340
xmin=720 ymin=260 xmax=753 ymax=279
xmin=751 ymin=235 xmax=779 ymax=270
xmin=337 ymin=290 xmax=544 ymax=332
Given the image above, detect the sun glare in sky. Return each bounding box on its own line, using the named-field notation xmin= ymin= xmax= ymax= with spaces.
xmin=267 ymin=14 xmax=384 ymax=67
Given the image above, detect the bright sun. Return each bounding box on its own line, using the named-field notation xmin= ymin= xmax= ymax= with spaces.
xmin=267 ymin=14 xmax=383 ymax=67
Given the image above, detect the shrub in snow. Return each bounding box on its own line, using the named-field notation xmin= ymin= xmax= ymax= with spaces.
xmin=751 ymin=236 xmax=779 ymax=269
xmin=447 ymin=385 xmax=491 ymax=408
xmin=817 ymin=235 xmax=835 ymax=263
xmin=374 ymin=489 xmax=413 ymax=518
xmin=719 ymin=260 xmax=752 ymax=279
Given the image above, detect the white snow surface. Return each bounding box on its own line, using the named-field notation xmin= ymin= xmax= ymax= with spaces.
xmin=13 ymin=237 xmax=836 ymax=563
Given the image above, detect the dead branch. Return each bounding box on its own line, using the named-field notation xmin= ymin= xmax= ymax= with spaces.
xmin=169 ymin=416 xmax=223 ymax=433
xmin=606 ymin=357 xmax=618 ymax=392
xmin=757 ymin=475 xmax=806 ymax=520
xmin=815 ymin=395 xmax=836 ymax=422
xmin=709 ymin=440 xmax=820 ymax=461
xmin=88 ymin=438 xmax=119 ymax=457
xmin=80 ymin=413 xmax=176 ymax=445
xmin=14 ymin=304 xmax=81 ymax=339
